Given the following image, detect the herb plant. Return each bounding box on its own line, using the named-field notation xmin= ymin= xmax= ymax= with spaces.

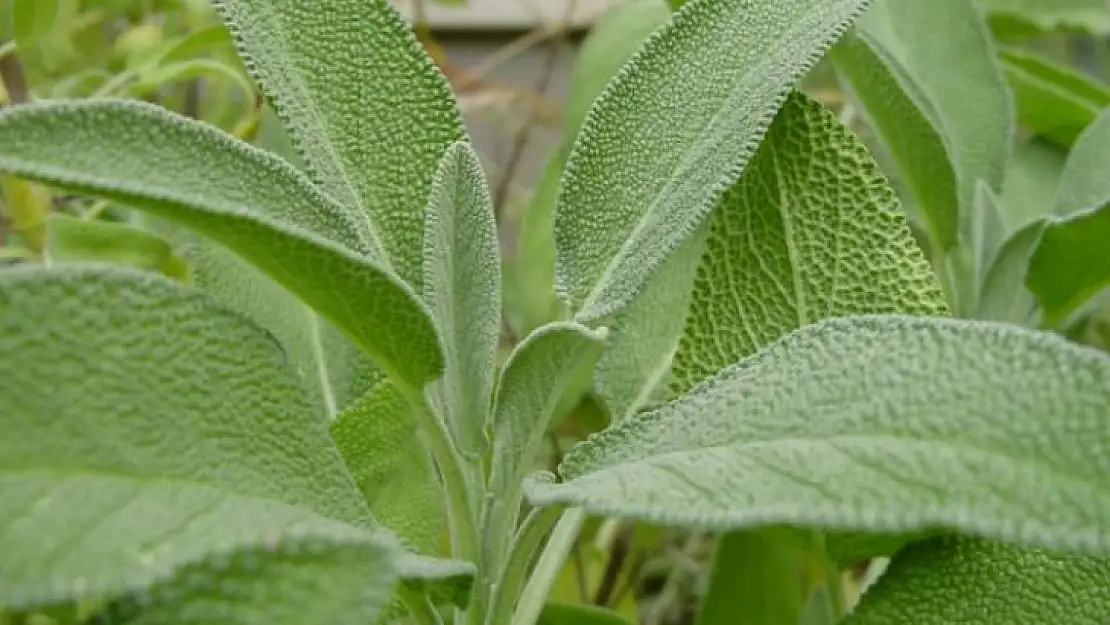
xmin=2 ymin=0 xmax=1110 ymax=624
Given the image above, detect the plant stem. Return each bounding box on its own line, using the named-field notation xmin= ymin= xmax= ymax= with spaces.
xmin=487 ymin=505 xmax=563 ymax=625
xmin=513 ymin=507 xmax=587 ymax=625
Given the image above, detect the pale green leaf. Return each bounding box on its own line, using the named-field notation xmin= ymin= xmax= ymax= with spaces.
xmin=976 ymin=219 xmax=1044 ymax=324
xmin=554 ymin=0 xmax=872 ymax=321
xmin=695 ymin=528 xmax=810 ymax=625
xmin=595 ymin=224 xmax=706 ymax=420
xmin=999 ymin=47 xmax=1110 ymax=147
xmin=214 ymin=0 xmax=464 ymax=285
xmin=529 ymin=315 xmax=1110 ymax=557
xmin=44 ymin=213 xmax=190 ymax=281
xmin=996 ymin=137 xmax=1067 ymax=231
xmin=672 ymin=92 xmax=945 ymax=392
xmin=832 ymin=0 xmax=1013 ymax=253
xmin=847 ymin=537 xmax=1110 ymax=624
xmin=490 ymin=322 xmax=608 ymax=497
xmin=0 ymin=265 xmax=397 ymax=608
xmin=11 ymin=0 xmax=57 ymax=49
xmin=422 ymin=141 xmax=501 ymax=456
xmin=968 ymin=182 xmax=1007 ymax=310
xmin=978 ymin=0 xmax=1110 ymax=35
xmin=1054 ymin=106 xmax=1110 ymax=216
xmin=509 ymin=0 xmax=668 ymax=335
xmin=79 ymin=538 xmax=398 ymax=625
xmin=0 ymin=99 xmax=442 ymax=389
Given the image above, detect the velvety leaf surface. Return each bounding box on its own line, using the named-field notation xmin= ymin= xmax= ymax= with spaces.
xmin=529 ymin=315 xmax=1110 ymax=557
xmin=0 ymin=100 xmax=442 ymax=389
xmin=214 ymin=0 xmax=464 ymax=285
xmin=0 ymin=265 xmax=395 ymax=608
xmin=997 ymin=137 xmax=1067 ymax=231
xmin=847 ymin=536 xmax=1110 ymax=624
xmin=1000 ymin=47 xmax=1110 ymax=147
xmin=422 ymin=141 xmax=501 ymax=456
xmin=1053 ymin=106 xmax=1110 ymax=215
xmin=672 ymin=92 xmax=945 ymax=391
xmin=832 ymin=0 xmax=1012 ymax=253
xmin=554 ymin=0 xmax=872 ymax=321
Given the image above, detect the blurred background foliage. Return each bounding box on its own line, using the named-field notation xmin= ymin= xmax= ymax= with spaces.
xmin=2 ymin=1 xmax=1110 ymax=623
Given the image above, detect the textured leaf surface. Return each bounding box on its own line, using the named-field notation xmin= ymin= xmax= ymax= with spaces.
xmin=0 ymin=100 xmax=442 ymax=388
xmin=81 ymin=538 xmax=397 ymax=625
xmin=997 ymin=138 xmax=1067 ymax=231
xmin=1000 ymin=47 xmax=1110 ymax=147
xmin=832 ymin=0 xmax=1012 ymax=252
xmin=847 ymin=537 xmax=1110 ymax=624
xmin=554 ymin=0 xmax=872 ymax=320
xmin=529 ymin=315 xmax=1110 ymax=557
xmin=672 ymin=92 xmax=945 ymax=391
xmin=509 ymin=0 xmax=668 ymax=335
xmin=979 ymin=0 xmax=1110 ymax=34
xmin=214 ymin=0 xmax=464 ymax=285
xmin=0 ymin=265 xmax=397 ymax=608
xmin=422 ymin=141 xmax=501 ymax=456
xmin=1053 ymin=107 xmax=1110 ymax=216
xmin=44 ymin=213 xmax=190 ymax=280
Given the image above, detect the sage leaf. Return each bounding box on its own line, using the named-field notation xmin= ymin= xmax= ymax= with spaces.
xmin=978 ymin=0 xmax=1110 ymax=35
xmin=80 ymin=538 xmax=398 ymax=625
xmin=529 ymin=315 xmax=1110 ymax=558
xmin=1053 ymin=106 xmax=1110 ymax=216
xmin=672 ymin=92 xmax=945 ymax=392
xmin=831 ymin=0 xmax=1012 ymax=253
xmin=1000 ymin=47 xmax=1110 ymax=147
xmin=422 ymin=141 xmax=501 ymax=456
xmin=997 ymin=138 xmax=1067 ymax=231
xmin=847 ymin=536 xmax=1110 ymax=624
xmin=0 ymin=99 xmax=442 ymax=389
xmin=44 ymin=213 xmax=190 ymax=281
xmin=554 ymin=0 xmax=872 ymax=321
xmin=214 ymin=0 xmax=464 ymax=285
xmin=0 ymin=265 xmax=396 ymax=608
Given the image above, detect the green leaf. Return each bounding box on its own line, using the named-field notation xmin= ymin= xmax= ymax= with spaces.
xmin=44 ymin=213 xmax=190 ymax=281
xmin=0 ymin=99 xmax=442 ymax=390
xmin=968 ymin=182 xmax=1007 ymax=307
xmin=214 ymin=0 xmax=464 ymax=286
xmin=996 ymin=137 xmax=1067 ymax=231
xmin=554 ymin=0 xmax=872 ymax=321
xmin=11 ymin=0 xmax=57 ymax=49
xmin=831 ymin=0 xmax=1013 ymax=254
xmin=0 ymin=264 xmax=398 ymax=609
xmin=695 ymin=528 xmax=810 ymax=625
xmin=79 ymin=538 xmax=398 ymax=625
xmin=846 ymin=536 xmax=1110 ymax=624
xmin=1027 ymin=107 xmax=1110 ymax=326
xmin=529 ymin=314 xmax=1110 ymax=557
xmin=672 ymin=92 xmax=945 ymax=392
xmin=976 ymin=219 xmax=1044 ymax=324
xmin=422 ymin=141 xmax=501 ymax=457
xmin=999 ymin=47 xmax=1110 ymax=147
xmin=595 ymin=224 xmax=706 ymax=420
xmin=537 ymin=602 xmax=634 ymax=625
xmin=978 ymin=0 xmax=1110 ymax=35
xmin=508 ymin=0 xmax=668 ymax=335
xmin=332 ymin=378 xmax=444 ymax=560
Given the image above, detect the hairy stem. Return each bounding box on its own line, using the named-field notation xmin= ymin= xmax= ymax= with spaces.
xmin=487 ymin=505 xmax=563 ymax=625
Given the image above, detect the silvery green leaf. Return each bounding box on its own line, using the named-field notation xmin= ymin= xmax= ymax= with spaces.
xmin=999 ymin=47 xmax=1110 ymax=148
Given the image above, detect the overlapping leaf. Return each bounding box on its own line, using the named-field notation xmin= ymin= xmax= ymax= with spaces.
xmin=554 ymin=0 xmax=872 ymax=321
xmin=214 ymin=0 xmax=464 ymax=286
xmin=1000 ymin=47 xmax=1110 ymax=147
xmin=979 ymin=0 xmax=1110 ymax=35
xmin=0 ymin=100 xmax=442 ymax=389
xmin=847 ymin=536 xmax=1110 ymax=624
xmin=529 ymin=315 xmax=1110 ymax=558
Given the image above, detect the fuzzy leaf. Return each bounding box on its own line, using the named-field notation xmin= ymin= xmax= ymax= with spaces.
xmin=997 ymin=138 xmax=1067 ymax=231
xmin=0 ymin=100 xmax=442 ymax=389
xmin=0 ymin=265 xmax=401 ymax=609
xmin=79 ymin=538 xmax=398 ymax=625
xmin=554 ymin=0 xmax=872 ymax=321
xmin=213 ymin=0 xmax=464 ymax=286
xmin=529 ymin=315 xmax=1110 ymax=557
xmin=422 ymin=141 xmax=501 ymax=456
xmin=832 ymin=0 xmax=1012 ymax=253
xmin=44 ymin=213 xmax=190 ymax=281
xmin=1053 ymin=107 xmax=1110 ymax=216
xmin=847 ymin=537 xmax=1110 ymax=624
xmin=979 ymin=0 xmax=1110 ymax=35
xmin=672 ymin=92 xmax=945 ymax=391
xmin=1000 ymin=47 xmax=1110 ymax=147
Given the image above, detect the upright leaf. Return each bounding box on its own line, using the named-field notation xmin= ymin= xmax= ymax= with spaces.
xmin=999 ymin=47 xmax=1110 ymax=147
xmin=672 ymin=92 xmax=945 ymax=391
xmin=978 ymin=0 xmax=1110 ymax=35
xmin=0 ymin=265 xmax=398 ymax=609
xmin=0 ymin=100 xmax=442 ymax=389
xmin=996 ymin=138 xmax=1067 ymax=231
xmin=554 ymin=0 xmax=872 ymax=321
xmin=847 ymin=537 xmax=1110 ymax=624
xmin=214 ymin=0 xmax=465 ymax=285
xmin=1053 ymin=106 xmax=1110 ymax=216
xmin=422 ymin=141 xmax=501 ymax=456
xmin=831 ymin=0 xmax=1012 ymax=254
xmin=528 ymin=315 xmax=1110 ymax=558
